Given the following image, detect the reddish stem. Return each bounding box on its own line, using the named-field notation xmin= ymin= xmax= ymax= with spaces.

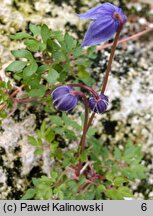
xmin=15 ymin=97 xmax=39 ymax=104
xmin=71 ymin=90 xmax=89 ymax=153
xmin=10 ymin=84 xmax=24 ymax=98
xmin=67 ymin=83 xmax=99 ymax=99
xmin=101 ymin=14 xmax=124 ymax=93
xmin=71 ymin=90 xmax=89 ymax=176
xmin=86 ymin=14 xmax=124 ymax=130
xmin=86 ymin=112 xmax=95 ymax=131
xmin=0 ymin=84 xmax=24 ymax=111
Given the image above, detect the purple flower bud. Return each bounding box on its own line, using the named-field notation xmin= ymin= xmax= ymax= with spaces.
xmin=52 ymin=85 xmax=78 ymax=112
xmin=79 ymin=3 xmax=127 ymax=47
xmin=89 ymin=94 xmax=108 ymax=114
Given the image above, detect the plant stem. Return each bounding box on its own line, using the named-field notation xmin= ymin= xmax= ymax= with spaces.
xmin=0 ymin=84 xmax=24 ymax=111
xmin=67 ymin=83 xmax=99 ymax=99
xmin=86 ymin=112 xmax=95 ymax=131
xmin=71 ymin=90 xmax=89 ymax=153
xmin=15 ymin=97 xmax=39 ymax=104
xmin=86 ymin=15 xmax=124 ymax=130
xmin=101 ymin=16 xmax=123 ymax=93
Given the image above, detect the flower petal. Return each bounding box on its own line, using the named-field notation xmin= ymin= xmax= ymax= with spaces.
xmin=52 ymin=85 xmax=78 ymax=112
xmin=78 ymin=3 xmax=116 ymax=20
xmin=89 ymin=94 xmax=108 ymax=114
xmin=57 ymin=94 xmax=78 ymax=111
xmin=81 ymin=18 xmax=117 ymax=47
xmin=52 ymin=85 xmax=71 ymax=100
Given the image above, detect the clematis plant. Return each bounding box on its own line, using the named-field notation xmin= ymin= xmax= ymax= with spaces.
xmin=52 ymin=2 xmax=127 ymax=173
xmin=79 ymin=3 xmax=127 ymax=47
xmin=3 ymin=1 xmax=149 ymax=200
xmin=3 ymin=2 xmax=127 ymax=174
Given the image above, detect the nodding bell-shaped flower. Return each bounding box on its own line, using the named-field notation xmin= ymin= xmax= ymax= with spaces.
xmin=89 ymin=94 xmax=108 ymax=114
xmin=79 ymin=3 xmax=127 ymax=47
xmin=52 ymin=85 xmax=78 ymax=112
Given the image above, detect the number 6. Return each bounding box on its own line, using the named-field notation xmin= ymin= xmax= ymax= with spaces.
xmin=141 ymin=203 xmax=147 ymax=211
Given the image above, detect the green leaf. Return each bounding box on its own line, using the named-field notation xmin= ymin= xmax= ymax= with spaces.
xmin=9 ymin=32 xmax=32 ymax=40
xmin=96 ymin=185 xmax=105 ymax=199
xmin=80 ymin=151 xmax=88 ymax=162
xmin=32 ymin=178 xmax=40 ymax=186
xmin=65 ymin=129 xmax=76 ymax=139
xmin=80 ymin=77 xmax=95 ymax=86
xmin=50 ymin=31 xmax=64 ymax=41
xmin=124 ymin=142 xmax=142 ymax=164
xmin=47 ymin=39 xmax=66 ymax=62
xmin=23 ymin=61 xmax=38 ymax=77
xmin=47 ymin=68 xmax=59 ymax=84
xmin=88 ymin=137 xmax=102 ymax=157
xmin=106 ymin=173 xmax=114 ymax=182
xmin=79 ymin=176 xmax=87 ymax=185
xmin=41 ymin=24 xmax=51 ymax=43
xmin=13 ymin=73 xmax=22 ymax=81
xmin=54 ymin=149 xmax=63 ymax=160
xmin=39 ymin=43 xmax=46 ymax=51
xmin=37 ymin=65 xmax=48 ymax=74
xmin=67 ymin=180 xmax=78 ymax=189
xmin=62 ymin=63 xmax=71 ymax=73
xmin=132 ymin=164 xmax=147 ymax=179
xmin=64 ymin=34 xmax=77 ymax=52
xmin=53 ymin=127 xmax=65 ymax=135
xmin=24 ymin=39 xmax=40 ymax=52
xmin=106 ymin=189 xmax=123 ymax=200
xmin=97 ymin=185 xmax=106 ymax=192
xmin=5 ymin=61 xmax=27 ymax=72
xmin=28 ymin=136 xmax=40 ymax=147
xmin=34 ymin=181 xmax=52 ymax=198
xmin=11 ymin=49 xmax=33 ymax=61
xmin=50 ymin=115 xmax=63 ymax=126
xmin=34 ymin=148 xmax=43 ymax=155
xmin=122 ymin=165 xmax=147 ymax=180
xmin=28 ymin=78 xmax=41 ymax=88
xmin=28 ymin=84 xmax=46 ymax=97
xmin=86 ymin=127 xmax=97 ymax=137
xmin=73 ymin=47 xmax=82 ymax=58
xmin=62 ymin=113 xmax=81 ymax=130
xmin=47 ymin=39 xmax=59 ymax=52
xmin=57 ymin=191 xmax=64 ymax=200
xmin=40 ymin=175 xmax=53 ymax=185
xmin=87 ymin=46 xmax=97 ymax=59
xmin=101 ymin=147 xmax=109 ymax=159
xmin=50 ymin=170 xmax=58 ymax=180
xmin=21 ymin=189 xmax=36 ymax=200
xmin=53 ymin=51 xmax=66 ymax=62
xmin=78 ymin=66 xmax=89 ymax=78
xmin=114 ymin=176 xmax=128 ymax=187
xmin=40 ymin=120 xmax=47 ymax=135
xmin=117 ymin=186 xmax=133 ymax=198
xmin=45 ymin=128 xmax=55 ymax=143
xmin=29 ymin=23 xmax=41 ymax=36
xmin=114 ymin=147 xmax=122 ymax=160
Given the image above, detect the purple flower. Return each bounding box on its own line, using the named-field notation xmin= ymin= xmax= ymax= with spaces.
xmin=79 ymin=3 xmax=127 ymax=47
xmin=52 ymin=85 xmax=78 ymax=112
xmin=89 ymin=94 xmax=108 ymax=113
